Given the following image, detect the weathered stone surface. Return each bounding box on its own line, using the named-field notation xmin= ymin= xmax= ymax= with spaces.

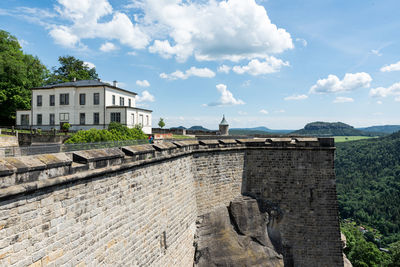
xmin=121 ymin=144 xmax=155 ymax=155
xmin=72 ymin=148 xmax=124 ymax=163
xmin=199 ymin=140 xmax=219 ymax=147
xmin=152 ymin=142 xmax=177 ymax=151
xmin=236 ymin=138 xmax=267 ymax=145
xmin=172 ymin=140 xmax=199 ymax=148
xmin=194 ymin=196 xmax=283 ymax=267
xmin=35 ymin=153 xmax=72 ymax=168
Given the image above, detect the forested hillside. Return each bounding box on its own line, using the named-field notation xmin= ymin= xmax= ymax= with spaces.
xmin=336 ymin=131 xmax=400 ymax=245
xmin=293 ymin=121 xmax=384 ymax=136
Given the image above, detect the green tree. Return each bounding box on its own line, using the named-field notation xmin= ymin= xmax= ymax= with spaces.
xmin=389 ymin=241 xmax=400 ymax=267
xmin=47 ymin=55 xmax=98 ymax=84
xmin=0 ymin=30 xmax=48 ymax=125
xmin=158 ymin=118 xmax=165 ymax=129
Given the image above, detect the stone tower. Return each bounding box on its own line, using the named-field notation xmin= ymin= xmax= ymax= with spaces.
xmin=219 ymin=115 xmax=229 ymax=136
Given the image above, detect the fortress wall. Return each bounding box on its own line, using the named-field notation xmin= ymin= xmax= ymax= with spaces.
xmin=0 ymin=155 xmax=198 ymax=267
xmin=192 ymin=150 xmax=245 ymax=216
xmin=244 ymin=147 xmax=343 ymax=267
xmin=0 ymin=138 xmax=343 ymax=267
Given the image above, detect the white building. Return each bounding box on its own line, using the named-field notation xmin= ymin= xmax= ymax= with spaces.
xmin=16 ymin=80 xmax=152 ymax=134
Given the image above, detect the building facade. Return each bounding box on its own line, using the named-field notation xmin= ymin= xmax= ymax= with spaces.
xmin=16 ymin=80 xmax=152 ymax=134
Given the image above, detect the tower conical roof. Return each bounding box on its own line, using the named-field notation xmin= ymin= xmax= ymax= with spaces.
xmin=219 ymin=115 xmax=229 ymax=126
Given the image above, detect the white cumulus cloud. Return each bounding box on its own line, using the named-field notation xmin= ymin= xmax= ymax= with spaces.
xmin=284 ymin=94 xmax=308 ymax=101
xmin=218 ymin=65 xmax=231 ymax=74
xmin=309 ymin=72 xmax=372 ymax=94
xmin=136 ymin=90 xmax=155 ymax=102
xmin=160 ymin=67 xmax=215 ymax=80
xmin=136 ymin=80 xmax=150 ymax=87
xmin=145 ymin=0 xmax=293 ymax=62
xmin=380 ymin=61 xmax=400 ymax=72
xmin=100 ymin=42 xmax=117 ymax=52
xmin=49 ymin=25 xmax=81 ymax=48
xmin=259 ymin=109 xmax=269 ymax=114
xmin=84 ymin=61 xmax=96 ymax=69
xmin=333 ymin=96 xmax=354 ymax=103
xmin=49 ymin=0 xmax=149 ymax=49
xmin=369 ymin=82 xmax=400 ymax=98
xmin=26 ymin=0 xmax=294 ymax=62
xmin=232 ymin=56 xmax=289 ymax=76
xmin=207 ymin=84 xmax=244 ymax=106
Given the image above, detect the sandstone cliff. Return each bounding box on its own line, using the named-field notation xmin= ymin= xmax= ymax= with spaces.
xmin=194 ymin=195 xmax=284 ymax=267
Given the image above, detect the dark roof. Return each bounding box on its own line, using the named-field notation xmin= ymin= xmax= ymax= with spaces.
xmin=219 ymin=115 xmax=229 ymax=126
xmin=32 ymin=80 xmax=137 ymax=95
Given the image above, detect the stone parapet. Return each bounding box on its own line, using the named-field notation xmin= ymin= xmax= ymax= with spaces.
xmin=0 ymin=137 xmax=334 ymax=200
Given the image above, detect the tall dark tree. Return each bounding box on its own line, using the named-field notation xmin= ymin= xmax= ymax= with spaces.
xmin=0 ymin=30 xmax=48 ymax=125
xmin=47 ymin=56 xmax=98 ymax=84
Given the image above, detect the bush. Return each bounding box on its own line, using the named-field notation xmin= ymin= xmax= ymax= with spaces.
xmin=62 ymin=123 xmax=71 ymax=131
xmin=65 ymin=123 xmax=147 ymax=144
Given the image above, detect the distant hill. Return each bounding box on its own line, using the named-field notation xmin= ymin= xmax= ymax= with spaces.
xmin=171 ymin=126 xmax=187 ymax=130
xmin=336 ymin=131 xmax=400 ymax=245
xmin=292 ymin=121 xmax=383 ymax=136
xmin=230 ymin=126 xmax=293 ymax=135
xmin=357 ymin=125 xmax=400 ymax=134
xmin=188 ymin=125 xmax=211 ymax=131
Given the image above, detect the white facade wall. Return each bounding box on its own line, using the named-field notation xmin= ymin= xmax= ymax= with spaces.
xmin=105 ymin=87 xmax=136 ymax=107
xmin=30 ymin=87 xmax=106 ymax=130
xmin=15 ymin=110 xmax=30 ymax=126
xmin=15 ymin=84 xmax=152 ymax=134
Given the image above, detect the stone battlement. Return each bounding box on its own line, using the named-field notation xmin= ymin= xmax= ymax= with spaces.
xmin=0 ymin=137 xmax=333 ymax=199
xmin=0 ymin=137 xmax=343 ymax=267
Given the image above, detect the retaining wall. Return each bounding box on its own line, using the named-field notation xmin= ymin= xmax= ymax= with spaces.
xmin=0 ymin=138 xmax=343 ymax=267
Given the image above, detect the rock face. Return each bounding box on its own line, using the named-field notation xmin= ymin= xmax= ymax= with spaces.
xmin=341 ymin=233 xmax=353 ymax=267
xmin=194 ymin=195 xmax=284 ymax=267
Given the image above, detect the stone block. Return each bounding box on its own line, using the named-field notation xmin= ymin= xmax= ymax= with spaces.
xmin=35 ymin=153 xmax=72 ymax=168
xmin=72 ymin=148 xmax=124 ymax=164
xmin=0 ymin=159 xmax=16 ymax=177
xmin=152 ymin=142 xmax=177 ymax=151
xmin=121 ymin=144 xmax=155 ymax=156
xmin=3 ymin=156 xmax=46 ymax=174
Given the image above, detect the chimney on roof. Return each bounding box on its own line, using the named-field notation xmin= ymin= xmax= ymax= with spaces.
xmin=73 ymin=77 xmax=76 ymax=82
xmin=113 ymin=80 xmax=117 ymax=87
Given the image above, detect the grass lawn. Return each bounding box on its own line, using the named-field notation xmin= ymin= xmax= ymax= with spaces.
xmin=172 ymin=134 xmax=193 ymax=139
xmin=334 ymin=136 xmax=378 ymax=143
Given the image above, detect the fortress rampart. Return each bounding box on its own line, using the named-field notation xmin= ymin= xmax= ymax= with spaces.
xmin=0 ymin=138 xmax=343 ymax=266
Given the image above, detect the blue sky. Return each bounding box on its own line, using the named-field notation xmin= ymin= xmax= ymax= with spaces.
xmin=1 ymin=0 xmax=399 ymax=129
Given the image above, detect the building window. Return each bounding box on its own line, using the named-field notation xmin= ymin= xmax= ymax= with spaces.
xmin=60 ymin=113 xmax=69 ymax=121
xmin=94 ymin=113 xmax=100 ymax=125
xmin=79 ymin=93 xmax=86 ymax=105
xmin=146 ymin=115 xmax=149 ymax=126
xmin=49 ymin=114 xmax=55 ymax=125
xmin=37 ymin=95 xmax=42 ymax=106
xmin=112 ymin=95 xmax=115 ymax=105
xmin=37 ymin=114 xmax=42 ymax=125
xmin=139 ymin=114 xmax=143 ymax=126
xmin=110 ymin=112 xmax=121 ymax=123
xmin=50 ymin=95 xmax=55 ymax=106
xmin=120 ymin=97 xmax=124 ymax=106
xmin=132 ymin=114 xmax=135 ymax=125
xmin=128 ymin=99 xmax=131 ymax=107
xmin=60 ymin=93 xmax=69 ymax=105
xmin=94 ymin=93 xmax=100 ymax=105
xmin=80 ymin=113 xmax=85 ymax=125
xmin=21 ymin=114 xmax=29 ymax=125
